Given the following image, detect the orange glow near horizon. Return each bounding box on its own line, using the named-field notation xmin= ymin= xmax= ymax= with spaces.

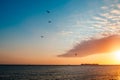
xmin=1 ymin=53 xmax=120 ymax=65
xmin=1 ymin=44 xmax=120 ymax=65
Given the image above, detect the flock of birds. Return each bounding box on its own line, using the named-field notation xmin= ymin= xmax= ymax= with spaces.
xmin=40 ymin=10 xmax=78 ymax=56
xmin=41 ymin=10 xmax=78 ymax=56
xmin=40 ymin=10 xmax=78 ymax=57
xmin=40 ymin=10 xmax=51 ymax=39
xmin=46 ymin=10 xmax=52 ymax=23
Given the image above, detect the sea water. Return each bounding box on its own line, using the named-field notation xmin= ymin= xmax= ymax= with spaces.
xmin=0 ymin=65 xmax=120 ymax=80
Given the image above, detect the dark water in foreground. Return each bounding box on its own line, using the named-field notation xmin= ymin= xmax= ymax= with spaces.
xmin=0 ymin=65 xmax=120 ymax=80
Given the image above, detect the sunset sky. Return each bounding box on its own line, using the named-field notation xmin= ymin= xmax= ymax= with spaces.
xmin=1 ymin=0 xmax=120 ymax=65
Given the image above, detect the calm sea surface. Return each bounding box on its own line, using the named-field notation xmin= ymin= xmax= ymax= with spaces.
xmin=0 ymin=65 xmax=120 ymax=80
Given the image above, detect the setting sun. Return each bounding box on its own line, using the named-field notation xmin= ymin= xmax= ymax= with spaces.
xmin=113 ymin=50 xmax=120 ymax=61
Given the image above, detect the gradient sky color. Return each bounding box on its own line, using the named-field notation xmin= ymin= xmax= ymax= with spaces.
xmin=0 ymin=0 xmax=120 ymax=65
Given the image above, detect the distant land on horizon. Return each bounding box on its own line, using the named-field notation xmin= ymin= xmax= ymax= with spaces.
xmin=0 ymin=64 xmax=120 ymax=66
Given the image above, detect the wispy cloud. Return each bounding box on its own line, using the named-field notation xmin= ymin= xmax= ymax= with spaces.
xmin=117 ymin=4 xmax=120 ymax=8
xmin=92 ymin=0 xmax=120 ymax=34
xmin=101 ymin=6 xmax=108 ymax=10
xmin=60 ymin=31 xmax=73 ymax=36
xmin=110 ymin=9 xmax=120 ymax=14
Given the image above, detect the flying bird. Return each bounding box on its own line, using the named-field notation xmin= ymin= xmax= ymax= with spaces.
xmin=48 ymin=20 xmax=52 ymax=23
xmin=75 ymin=53 xmax=77 ymax=56
xmin=46 ymin=10 xmax=50 ymax=13
xmin=46 ymin=10 xmax=52 ymax=23
xmin=40 ymin=36 xmax=44 ymax=38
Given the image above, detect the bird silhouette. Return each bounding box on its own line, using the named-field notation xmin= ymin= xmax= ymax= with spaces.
xmin=46 ymin=10 xmax=50 ymax=13
xmin=40 ymin=36 xmax=44 ymax=38
xmin=75 ymin=53 xmax=77 ymax=56
xmin=48 ymin=20 xmax=52 ymax=23
xmin=46 ymin=10 xmax=52 ymax=23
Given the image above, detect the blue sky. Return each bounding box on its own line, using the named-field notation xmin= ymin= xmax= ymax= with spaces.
xmin=0 ymin=0 xmax=120 ymax=64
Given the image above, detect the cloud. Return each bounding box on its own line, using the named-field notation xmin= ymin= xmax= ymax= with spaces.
xmin=60 ymin=31 xmax=73 ymax=36
xmin=93 ymin=16 xmax=107 ymax=22
xmin=101 ymin=6 xmax=108 ymax=10
xmin=58 ymin=35 xmax=120 ymax=57
xmin=117 ymin=4 xmax=120 ymax=8
xmin=110 ymin=9 xmax=120 ymax=14
xmin=91 ymin=0 xmax=120 ymax=35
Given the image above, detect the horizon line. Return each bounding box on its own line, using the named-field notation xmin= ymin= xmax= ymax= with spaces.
xmin=1 ymin=64 xmax=120 ymax=66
